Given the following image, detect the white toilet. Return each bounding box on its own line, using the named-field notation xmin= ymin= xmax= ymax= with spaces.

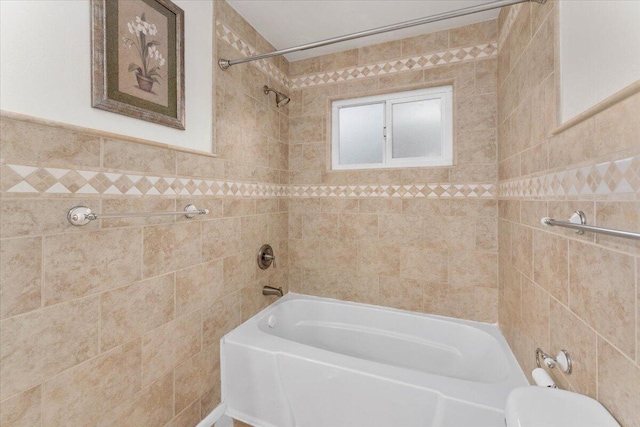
xmin=504 ymin=386 xmax=621 ymax=427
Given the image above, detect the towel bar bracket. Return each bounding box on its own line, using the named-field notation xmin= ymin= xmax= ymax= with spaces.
xmin=541 ymin=210 xmax=640 ymax=241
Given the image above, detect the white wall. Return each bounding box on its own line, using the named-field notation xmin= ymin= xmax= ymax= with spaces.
xmin=559 ymin=1 xmax=640 ymax=122
xmin=0 ymin=0 xmax=213 ymax=153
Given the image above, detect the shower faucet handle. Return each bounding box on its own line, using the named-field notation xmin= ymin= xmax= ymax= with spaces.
xmin=263 ymin=253 xmax=276 ymax=268
xmin=257 ymin=244 xmax=276 ymax=269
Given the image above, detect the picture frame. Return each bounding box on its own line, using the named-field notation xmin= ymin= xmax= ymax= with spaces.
xmin=91 ymin=0 xmax=185 ymax=130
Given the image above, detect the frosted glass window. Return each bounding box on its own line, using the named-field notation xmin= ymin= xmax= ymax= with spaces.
xmin=391 ymin=99 xmax=442 ymax=159
xmin=331 ymin=86 xmax=452 ymax=170
xmin=338 ymin=103 xmax=384 ymax=165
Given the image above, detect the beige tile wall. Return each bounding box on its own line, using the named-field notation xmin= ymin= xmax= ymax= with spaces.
xmin=0 ymin=1 xmax=289 ymax=426
xmin=497 ymin=1 xmax=640 ymax=425
xmin=287 ymin=20 xmax=500 ymax=322
xmin=5 ymin=1 xmax=636 ymax=425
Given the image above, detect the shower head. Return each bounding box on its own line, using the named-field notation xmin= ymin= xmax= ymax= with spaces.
xmin=263 ymin=85 xmax=290 ymax=108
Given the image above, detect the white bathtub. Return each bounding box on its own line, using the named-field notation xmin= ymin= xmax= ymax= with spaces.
xmin=222 ymin=293 xmax=527 ymax=427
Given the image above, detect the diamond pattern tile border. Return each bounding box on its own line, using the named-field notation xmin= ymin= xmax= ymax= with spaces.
xmin=499 ymin=155 xmax=640 ymax=199
xmin=2 ymin=164 xmax=497 ymax=199
xmin=216 ymin=21 xmax=289 ymax=88
xmin=289 ymin=42 xmax=497 ymax=89
xmin=2 ymin=165 xmax=287 ymax=198
xmin=9 ymin=154 xmax=640 ymax=200
xmin=289 ymin=183 xmax=496 ymax=198
xmin=216 ymin=20 xmax=497 ymax=91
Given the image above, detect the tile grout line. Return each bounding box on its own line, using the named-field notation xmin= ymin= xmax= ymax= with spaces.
xmin=512 ymin=214 xmax=640 ymax=366
xmin=5 ymin=335 xmax=143 ymax=408
xmin=635 ymin=257 xmax=640 ymax=368
xmin=497 ymin=3 xmax=522 ymax=49
xmin=40 ymin=233 xmax=45 ymax=312
xmin=497 ymin=3 xmax=553 ymax=98
xmin=98 ymin=268 xmax=103 ymax=356
xmin=595 ymin=329 xmax=600 ymax=400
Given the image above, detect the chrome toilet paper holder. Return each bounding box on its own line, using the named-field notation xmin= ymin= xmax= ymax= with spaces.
xmin=535 ymin=348 xmax=572 ymax=374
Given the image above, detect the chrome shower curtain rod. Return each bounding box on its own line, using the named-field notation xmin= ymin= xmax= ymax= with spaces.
xmin=218 ymin=0 xmax=546 ymax=70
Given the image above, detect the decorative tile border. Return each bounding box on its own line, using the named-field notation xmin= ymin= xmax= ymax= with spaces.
xmin=2 ymin=164 xmax=287 ymax=197
xmin=8 ymin=154 xmax=636 ymax=200
xmin=216 ymin=21 xmax=289 ymax=88
xmin=290 ymin=183 xmax=496 ymax=198
xmin=289 ymin=43 xmax=497 ymax=89
xmin=2 ymin=163 xmax=497 ymax=199
xmin=499 ymin=155 xmax=640 ymax=199
xmin=216 ymin=18 xmax=497 ymax=92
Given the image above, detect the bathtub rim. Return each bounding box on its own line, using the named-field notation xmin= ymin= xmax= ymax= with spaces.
xmin=221 ymin=292 xmax=528 ymax=412
xmin=250 ymin=291 xmax=505 ymax=334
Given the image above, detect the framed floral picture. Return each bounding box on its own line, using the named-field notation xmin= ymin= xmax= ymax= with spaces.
xmin=91 ymin=0 xmax=185 ymax=129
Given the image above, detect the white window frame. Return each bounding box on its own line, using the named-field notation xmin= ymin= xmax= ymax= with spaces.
xmin=331 ymin=85 xmax=453 ymax=170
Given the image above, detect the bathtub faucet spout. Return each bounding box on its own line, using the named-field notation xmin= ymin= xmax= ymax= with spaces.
xmin=262 ymin=286 xmax=283 ymax=297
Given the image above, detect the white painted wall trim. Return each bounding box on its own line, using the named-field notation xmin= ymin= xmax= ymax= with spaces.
xmin=559 ymin=1 xmax=640 ymax=123
xmin=197 ymin=402 xmax=227 ymax=427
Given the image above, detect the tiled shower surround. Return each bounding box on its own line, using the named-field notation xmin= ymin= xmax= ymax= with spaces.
xmin=286 ymin=19 xmax=501 ymax=321
xmin=496 ymin=1 xmax=640 ymax=426
xmin=0 ymin=1 xmax=289 ymax=425
xmin=0 ymin=1 xmax=638 ymax=426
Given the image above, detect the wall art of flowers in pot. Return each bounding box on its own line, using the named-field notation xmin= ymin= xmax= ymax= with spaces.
xmin=91 ymin=0 xmax=185 ymax=130
xmin=123 ymin=14 xmax=165 ymax=93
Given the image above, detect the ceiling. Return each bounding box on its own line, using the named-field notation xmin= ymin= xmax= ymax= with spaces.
xmin=226 ymin=1 xmax=500 ymax=62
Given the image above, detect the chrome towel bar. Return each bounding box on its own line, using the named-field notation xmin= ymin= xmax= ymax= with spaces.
xmin=541 ymin=210 xmax=640 ymax=240
xmin=67 ymin=204 xmax=209 ymax=226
